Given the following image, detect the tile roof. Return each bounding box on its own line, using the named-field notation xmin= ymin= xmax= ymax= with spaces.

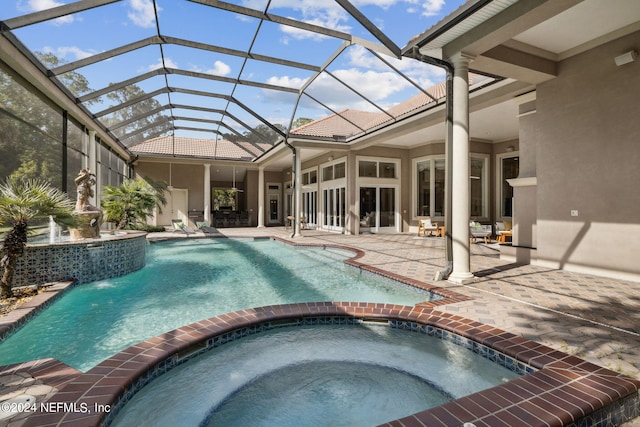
xmin=291 ymin=72 xmax=492 ymax=140
xmin=290 ymin=79 xmax=450 ymax=139
xmin=130 ymin=136 xmax=270 ymax=160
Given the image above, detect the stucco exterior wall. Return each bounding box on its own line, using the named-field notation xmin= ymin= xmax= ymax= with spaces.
xmin=530 ymin=31 xmax=640 ymax=280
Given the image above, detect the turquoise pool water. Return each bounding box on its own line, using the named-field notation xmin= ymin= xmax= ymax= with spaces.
xmin=112 ymin=324 xmax=521 ymax=427
xmin=0 ymin=238 xmax=437 ymax=371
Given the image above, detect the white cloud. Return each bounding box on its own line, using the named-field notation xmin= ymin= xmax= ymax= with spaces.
xmin=354 ymin=0 xmax=446 ymax=17
xmin=146 ymin=57 xmax=178 ymax=72
xmin=266 ymin=75 xmax=306 ymax=89
xmin=190 ymin=61 xmax=233 ymax=77
xmin=207 ymin=61 xmax=232 ymax=77
xmin=49 ymin=46 xmax=96 ymax=61
xmin=345 ymin=44 xmax=444 ymax=88
xmin=420 ymin=0 xmax=446 ymax=17
xmin=127 ymin=0 xmax=157 ymax=28
xmin=21 ymin=0 xmax=75 ymax=25
xmin=330 ymin=68 xmax=410 ymax=100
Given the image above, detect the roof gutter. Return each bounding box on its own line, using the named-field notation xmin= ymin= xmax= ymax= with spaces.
xmin=400 ymin=0 xmax=494 ymax=57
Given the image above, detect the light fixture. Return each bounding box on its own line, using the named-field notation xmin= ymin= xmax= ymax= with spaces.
xmin=614 ymin=50 xmax=637 ymax=66
xmin=328 ymin=155 xmax=334 ymax=162
xmin=506 ymin=145 xmax=514 ymax=152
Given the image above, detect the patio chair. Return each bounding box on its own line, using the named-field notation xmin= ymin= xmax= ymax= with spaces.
xmin=470 ymin=222 xmax=492 ymax=243
xmin=417 ymin=217 xmax=438 ymax=237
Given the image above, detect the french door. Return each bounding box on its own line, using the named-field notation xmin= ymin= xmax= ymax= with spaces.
xmin=322 ymin=187 xmax=345 ymax=232
xmin=359 ymin=186 xmax=397 ymax=233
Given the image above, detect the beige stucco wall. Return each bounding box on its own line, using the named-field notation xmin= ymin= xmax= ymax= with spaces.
xmin=528 ymin=31 xmax=640 ymax=280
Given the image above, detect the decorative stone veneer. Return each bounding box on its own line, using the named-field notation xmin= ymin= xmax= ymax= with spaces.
xmin=4 ymin=232 xmax=147 ymax=287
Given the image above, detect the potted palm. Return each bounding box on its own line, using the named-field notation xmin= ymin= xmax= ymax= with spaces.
xmin=0 ymin=178 xmax=76 ymax=298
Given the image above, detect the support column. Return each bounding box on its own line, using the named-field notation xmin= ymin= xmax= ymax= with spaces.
xmin=292 ymin=148 xmax=302 ymax=238
xmin=257 ymin=166 xmax=265 ymax=228
xmin=203 ymin=164 xmax=211 ymax=226
xmin=448 ymin=52 xmax=475 ymax=284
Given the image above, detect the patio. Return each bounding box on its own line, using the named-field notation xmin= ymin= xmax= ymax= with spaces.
xmin=216 ymin=227 xmax=640 ymax=384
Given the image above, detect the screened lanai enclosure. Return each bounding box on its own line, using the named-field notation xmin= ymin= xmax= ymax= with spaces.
xmin=0 ymin=0 xmax=498 ymax=180
xmin=4 ymin=0 xmax=640 ymax=286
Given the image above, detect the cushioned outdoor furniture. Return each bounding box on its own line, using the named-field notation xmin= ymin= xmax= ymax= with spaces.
xmin=417 ymin=217 xmax=438 ymax=237
xmin=470 ymin=222 xmax=492 ymax=243
xmin=172 ymin=219 xmax=195 ymax=234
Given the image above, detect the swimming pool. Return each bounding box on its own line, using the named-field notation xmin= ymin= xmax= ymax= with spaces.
xmin=0 ymin=238 xmax=438 ymax=371
xmin=110 ymin=323 xmax=521 ymax=427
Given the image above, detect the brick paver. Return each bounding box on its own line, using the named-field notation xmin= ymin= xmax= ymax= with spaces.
xmin=216 ymin=227 xmax=640 ymax=382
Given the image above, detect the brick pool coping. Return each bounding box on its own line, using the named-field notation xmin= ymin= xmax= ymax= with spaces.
xmin=14 ymin=302 xmax=640 ymax=427
xmin=2 ymin=237 xmax=639 ymax=426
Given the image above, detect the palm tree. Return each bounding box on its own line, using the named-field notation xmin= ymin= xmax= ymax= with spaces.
xmin=0 ymin=178 xmax=76 ymax=298
xmin=102 ymin=177 xmax=167 ymax=230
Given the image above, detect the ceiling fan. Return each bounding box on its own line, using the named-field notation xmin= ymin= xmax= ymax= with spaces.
xmin=232 ymin=166 xmax=244 ymax=192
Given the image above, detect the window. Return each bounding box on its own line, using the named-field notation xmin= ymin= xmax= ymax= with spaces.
xmin=500 ymin=155 xmax=519 ymax=217
xmin=322 ymin=165 xmax=333 ymax=181
xmin=414 ymin=155 xmax=487 ymax=218
xmin=379 ymin=162 xmax=395 ymax=178
xmin=358 ymin=160 xmax=396 ymax=178
xmin=434 ymin=159 xmax=445 ymax=216
xmin=416 ymin=160 xmax=430 ymax=216
xmin=302 ymin=168 xmax=318 ymax=186
xmin=470 ymin=156 xmax=488 ymax=218
xmin=359 ymin=161 xmax=377 ymax=177
xmin=321 ymin=162 xmax=345 ymax=182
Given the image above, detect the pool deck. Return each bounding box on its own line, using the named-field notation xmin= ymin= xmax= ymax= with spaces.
xmin=1 ymin=227 xmax=640 ymax=426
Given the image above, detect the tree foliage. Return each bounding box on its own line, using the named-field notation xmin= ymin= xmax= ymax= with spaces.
xmin=103 ymin=85 xmax=172 ymax=146
xmin=101 ymin=177 xmax=167 ymax=230
xmin=292 ymin=117 xmax=313 ymax=129
xmin=0 ymin=52 xmax=94 ymax=187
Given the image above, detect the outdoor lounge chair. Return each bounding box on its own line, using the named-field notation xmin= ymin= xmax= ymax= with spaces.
xmin=470 ymin=222 xmax=492 ymax=243
xmin=417 ymin=217 xmax=438 ymax=237
xmin=172 ymin=219 xmax=195 ymax=235
xmin=196 ymin=221 xmax=216 ymax=234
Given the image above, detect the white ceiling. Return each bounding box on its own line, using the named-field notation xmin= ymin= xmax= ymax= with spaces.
xmin=513 ymin=0 xmax=640 ymax=57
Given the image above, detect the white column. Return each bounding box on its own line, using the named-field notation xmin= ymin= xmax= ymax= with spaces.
xmin=448 ymin=52 xmax=475 ymax=284
xmin=257 ymin=166 xmax=265 ymax=228
xmin=203 ymin=164 xmax=211 ymax=226
xmin=292 ymin=148 xmax=302 ymax=238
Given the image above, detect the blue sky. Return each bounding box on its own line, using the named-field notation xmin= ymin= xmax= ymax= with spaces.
xmin=3 ymin=0 xmax=467 ymax=140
